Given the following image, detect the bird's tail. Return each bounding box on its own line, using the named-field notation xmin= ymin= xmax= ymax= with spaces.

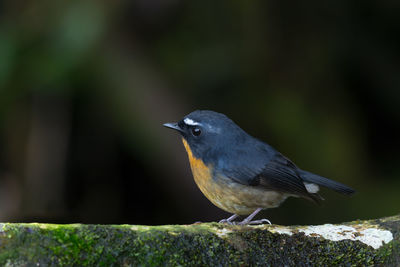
xmin=300 ymin=170 xmax=355 ymax=195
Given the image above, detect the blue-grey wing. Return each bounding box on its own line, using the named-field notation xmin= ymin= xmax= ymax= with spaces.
xmin=219 ymin=149 xmax=322 ymax=203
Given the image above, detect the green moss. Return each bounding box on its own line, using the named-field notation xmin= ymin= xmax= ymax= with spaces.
xmin=0 ymin=216 xmax=399 ymax=266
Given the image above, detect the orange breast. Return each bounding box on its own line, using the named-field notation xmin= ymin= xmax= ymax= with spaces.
xmin=182 ymin=138 xmax=213 ymax=194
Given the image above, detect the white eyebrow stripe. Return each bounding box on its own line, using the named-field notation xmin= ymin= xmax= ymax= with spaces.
xmin=184 ymin=118 xmax=201 ymax=126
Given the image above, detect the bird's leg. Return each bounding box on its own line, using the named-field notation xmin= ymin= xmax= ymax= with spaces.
xmin=219 ymin=214 xmax=239 ymax=224
xmin=237 ymin=208 xmax=271 ymax=225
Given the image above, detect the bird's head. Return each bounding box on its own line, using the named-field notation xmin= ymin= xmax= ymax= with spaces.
xmin=163 ymin=110 xmax=245 ymax=162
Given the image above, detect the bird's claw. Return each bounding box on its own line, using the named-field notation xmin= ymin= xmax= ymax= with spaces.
xmin=219 ymin=214 xmax=239 ymax=225
xmin=238 ymin=218 xmax=272 ymax=225
xmin=250 ymin=218 xmax=271 ymax=225
xmin=218 ymin=211 xmax=271 ymax=225
xmin=219 ymin=219 xmax=235 ymax=225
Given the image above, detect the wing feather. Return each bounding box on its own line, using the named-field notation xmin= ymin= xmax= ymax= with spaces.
xmin=227 ymin=153 xmax=322 ymax=203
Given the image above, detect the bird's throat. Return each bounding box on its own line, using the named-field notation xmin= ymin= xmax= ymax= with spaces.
xmin=182 ymin=138 xmax=208 ymax=173
xmin=181 ymin=138 xmax=213 ymax=191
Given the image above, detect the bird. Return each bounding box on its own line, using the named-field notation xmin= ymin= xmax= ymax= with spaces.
xmin=163 ymin=110 xmax=355 ymax=225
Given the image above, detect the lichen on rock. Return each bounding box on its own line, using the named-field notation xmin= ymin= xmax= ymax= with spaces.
xmin=0 ymin=215 xmax=398 ymax=266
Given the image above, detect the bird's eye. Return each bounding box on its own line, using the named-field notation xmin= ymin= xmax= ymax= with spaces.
xmin=191 ymin=127 xmax=201 ymax=136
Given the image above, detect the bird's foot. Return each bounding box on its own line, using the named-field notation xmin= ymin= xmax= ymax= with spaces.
xmin=218 ymin=208 xmax=272 ymax=225
xmin=235 ymin=208 xmax=271 ymax=225
xmin=219 ymin=219 xmax=234 ymax=225
xmin=237 ymin=218 xmax=271 ymax=225
xmin=219 ymin=214 xmax=239 ymax=224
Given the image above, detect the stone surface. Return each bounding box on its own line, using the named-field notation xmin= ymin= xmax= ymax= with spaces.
xmin=0 ymin=215 xmax=399 ymax=266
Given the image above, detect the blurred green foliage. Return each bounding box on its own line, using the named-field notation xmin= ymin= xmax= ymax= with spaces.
xmin=0 ymin=0 xmax=399 ymax=225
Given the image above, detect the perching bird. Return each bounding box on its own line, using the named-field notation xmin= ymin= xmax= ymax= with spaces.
xmin=164 ymin=110 xmax=355 ymax=225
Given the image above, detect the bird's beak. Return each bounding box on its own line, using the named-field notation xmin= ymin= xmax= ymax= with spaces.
xmin=163 ymin=122 xmax=183 ymax=132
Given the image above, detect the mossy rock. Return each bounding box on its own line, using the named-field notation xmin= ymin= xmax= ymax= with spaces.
xmin=0 ymin=215 xmax=399 ymax=266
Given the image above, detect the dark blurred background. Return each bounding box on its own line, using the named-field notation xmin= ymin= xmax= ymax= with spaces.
xmin=0 ymin=0 xmax=399 ymax=226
